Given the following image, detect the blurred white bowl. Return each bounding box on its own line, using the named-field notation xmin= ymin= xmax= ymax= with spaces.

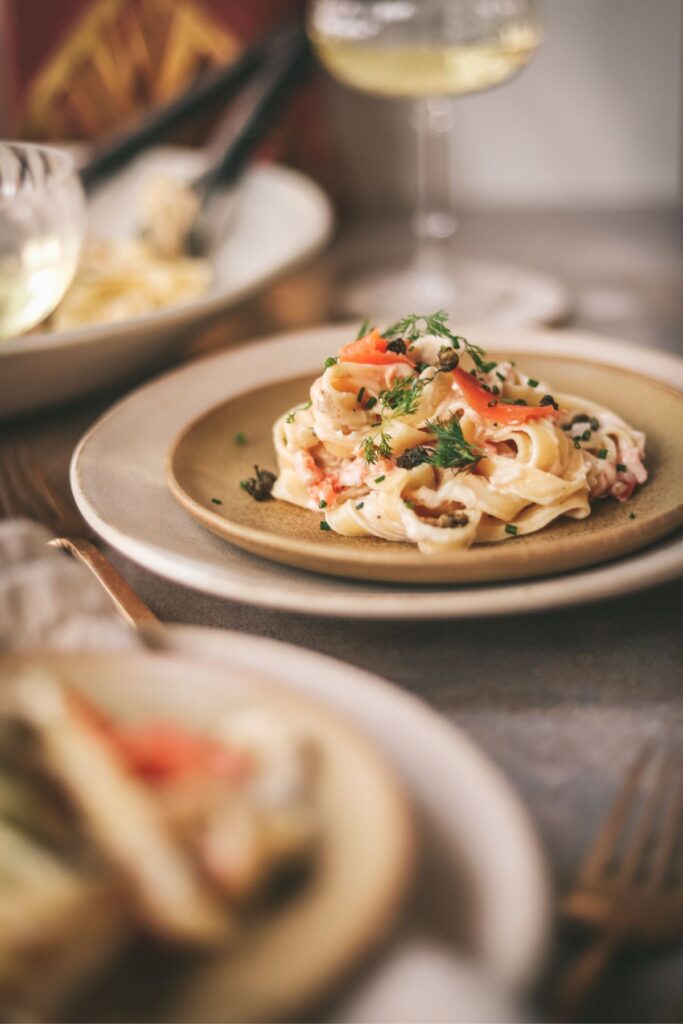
xmin=0 ymin=147 xmax=333 ymax=419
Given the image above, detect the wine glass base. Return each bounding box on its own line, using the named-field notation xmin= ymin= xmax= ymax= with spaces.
xmin=336 ymin=259 xmax=570 ymax=328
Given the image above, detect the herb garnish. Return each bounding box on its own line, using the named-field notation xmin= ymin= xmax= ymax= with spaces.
xmin=324 ymin=356 xmax=338 ymax=369
xmin=383 ymin=310 xmax=497 ymax=375
xmin=285 ymin=400 xmax=312 ymax=424
xmin=617 ymin=463 xmax=626 ymax=472
xmin=319 ymin=520 xmax=332 ymax=531
xmin=234 ymin=431 xmax=247 ymax=446
xmin=379 ymin=374 xmax=425 ymax=416
xmin=211 ymin=498 xmax=222 ymax=505
xmin=527 ymin=379 xmax=539 ymax=388
xmin=424 ymin=416 xmax=482 ymax=470
xmin=356 ymin=502 xmax=365 ymax=510
xmin=597 ymin=448 xmax=608 ymax=459
xmin=356 ymin=319 xmax=372 ymax=339
xmin=505 ymin=523 xmax=518 ymax=536
xmin=362 ymin=432 xmax=392 ymax=464
xmin=240 ymin=465 xmax=276 ymax=502
xmin=319 ymin=499 xmax=327 ymax=508
xmin=628 ymin=512 xmax=637 ymax=520
xmin=356 ymin=386 xmax=366 ymax=404
xmin=374 ymin=474 xmax=386 ymax=483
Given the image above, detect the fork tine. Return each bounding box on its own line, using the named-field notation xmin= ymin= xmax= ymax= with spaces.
xmin=18 ymin=446 xmax=71 ymax=519
xmin=0 ymin=453 xmax=20 ymax=518
xmin=648 ymin=751 xmax=683 ymax=890
xmin=616 ymin=750 xmax=668 ymax=886
xmin=1 ymin=448 xmax=57 ymax=528
xmin=578 ymin=748 xmax=651 ymax=885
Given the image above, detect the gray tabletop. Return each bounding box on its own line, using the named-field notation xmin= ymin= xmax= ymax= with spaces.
xmin=3 ymin=208 xmax=683 ymax=1022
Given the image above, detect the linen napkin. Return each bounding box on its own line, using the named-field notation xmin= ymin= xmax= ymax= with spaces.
xmin=0 ymin=518 xmax=521 ymax=1024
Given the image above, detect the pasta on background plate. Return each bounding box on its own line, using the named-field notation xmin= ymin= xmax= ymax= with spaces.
xmin=271 ymin=312 xmax=647 ymax=555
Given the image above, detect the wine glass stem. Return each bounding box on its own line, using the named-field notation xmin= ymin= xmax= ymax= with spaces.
xmin=411 ymin=95 xmax=457 ymax=298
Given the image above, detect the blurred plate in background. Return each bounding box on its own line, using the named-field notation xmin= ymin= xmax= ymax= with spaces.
xmin=0 ymin=147 xmax=333 ymax=419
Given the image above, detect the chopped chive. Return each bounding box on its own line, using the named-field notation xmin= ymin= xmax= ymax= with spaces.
xmin=581 ymin=430 xmax=591 ymax=441
xmin=597 ymin=448 xmax=608 ymax=459
xmin=574 ymin=440 xmax=581 ymax=449
xmin=527 ymin=379 xmax=539 ymax=388
xmin=324 ymin=356 xmax=338 ymax=369
xmin=365 ymin=396 xmax=378 ymax=410
xmin=319 ymin=520 xmax=332 ymax=531
xmin=234 ymin=431 xmax=247 ymax=446
xmin=491 ymin=385 xmax=500 ymax=395
xmin=403 ymin=499 xmax=415 ymax=509
xmin=374 ymin=475 xmax=385 ymax=483
xmin=356 ymin=502 xmax=365 ymax=510
xmin=505 ymin=524 xmax=518 ymax=536
xmin=211 ymin=498 xmax=222 ymax=505
xmin=617 ymin=463 xmax=627 ymax=472
xmin=318 ymin=499 xmax=327 ymax=509
xmin=496 ymin=371 xmax=506 ymax=382
xmin=628 ymin=512 xmax=637 ymax=519
xmin=357 ymin=386 xmax=366 ymax=404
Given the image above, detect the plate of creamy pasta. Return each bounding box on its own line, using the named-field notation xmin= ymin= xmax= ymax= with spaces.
xmin=0 ymin=147 xmax=333 ymax=418
xmin=0 ymin=648 xmax=414 ymax=1022
xmin=166 ymin=312 xmax=683 ymax=585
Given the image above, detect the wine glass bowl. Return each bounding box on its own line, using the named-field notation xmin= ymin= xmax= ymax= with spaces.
xmin=0 ymin=143 xmax=86 ymax=340
xmin=309 ymin=0 xmax=541 ymax=98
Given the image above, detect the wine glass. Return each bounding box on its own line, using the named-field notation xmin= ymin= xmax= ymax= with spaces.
xmin=308 ymin=0 xmax=550 ymax=322
xmin=0 ymin=142 xmax=86 ymax=340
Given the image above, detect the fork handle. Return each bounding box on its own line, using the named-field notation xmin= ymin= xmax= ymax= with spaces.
xmin=50 ymin=537 xmax=159 ymax=628
xmin=553 ymin=931 xmax=619 ymax=1022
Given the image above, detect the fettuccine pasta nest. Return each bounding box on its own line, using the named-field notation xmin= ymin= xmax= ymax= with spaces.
xmin=270 ymin=312 xmax=647 ymax=555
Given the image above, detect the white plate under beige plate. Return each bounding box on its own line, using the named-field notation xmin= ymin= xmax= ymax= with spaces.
xmin=0 ymin=147 xmax=333 ymax=419
xmin=71 ymin=324 xmax=683 ymax=619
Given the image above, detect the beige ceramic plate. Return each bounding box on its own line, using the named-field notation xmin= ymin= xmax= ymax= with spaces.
xmin=167 ymin=355 xmax=683 ymax=584
xmin=1 ymin=650 xmax=414 ymax=1023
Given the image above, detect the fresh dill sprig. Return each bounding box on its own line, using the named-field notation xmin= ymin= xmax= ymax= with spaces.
xmin=378 ymin=375 xmax=426 ymax=417
xmin=356 ymin=318 xmax=372 ymax=339
xmin=384 ymin=310 xmax=497 ymax=375
xmin=361 ymin=431 xmax=393 ymax=464
xmin=285 ymin=399 xmax=312 ymax=425
xmin=424 ymin=416 xmax=482 ymax=470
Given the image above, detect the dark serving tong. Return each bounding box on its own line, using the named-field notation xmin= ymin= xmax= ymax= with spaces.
xmin=78 ymin=20 xmax=313 ymax=251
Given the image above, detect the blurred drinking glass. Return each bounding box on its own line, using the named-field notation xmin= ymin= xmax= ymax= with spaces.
xmin=0 ymin=143 xmax=86 ymax=340
xmin=308 ymin=0 xmax=542 ymax=319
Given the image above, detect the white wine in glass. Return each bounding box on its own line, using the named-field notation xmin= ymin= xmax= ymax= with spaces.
xmin=310 ymin=22 xmax=540 ymax=97
xmin=308 ymin=0 xmax=556 ymax=323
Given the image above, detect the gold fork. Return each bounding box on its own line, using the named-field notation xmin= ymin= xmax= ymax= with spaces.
xmin=555 ymin=746 xmax=683 ymax=1021
xmin=0 ymin=446 xmax=158 ymax=628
